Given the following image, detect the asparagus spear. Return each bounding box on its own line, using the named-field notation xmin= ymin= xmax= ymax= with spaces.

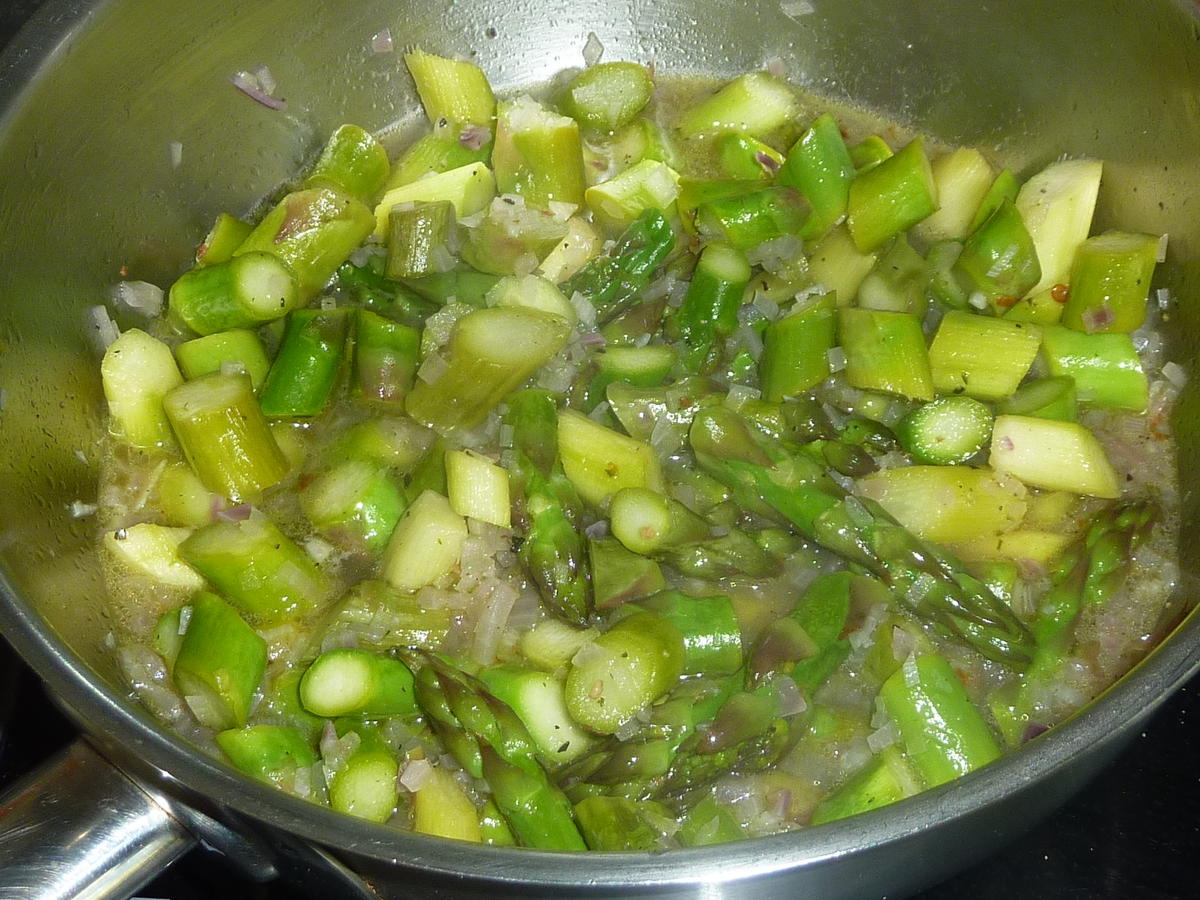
xmin=673 ymin=243 xmax=751 ymax=373
xmin=608 ymin=486 xmax=776 ymax=580
xmin=504 ymin=390 xmax=592 ymax=623
xmin=405 ymin=307 xmax=570 ymax=429
xmin=563 ymin=208 xmax=676 ymax=324
xmin=409 ymin=653 xmax=587 ymax=850
xmin=689 ymin=406 xmax=1036 ymax=666
xmin=993 ymin=502 xmax=1155 ymax=744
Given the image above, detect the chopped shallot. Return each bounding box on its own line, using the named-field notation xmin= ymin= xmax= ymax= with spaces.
xmin=582 ymin=32 xmax=604 ymax=67
xmin=231 ymin=69 xmax=287 ymax=111
xmin=370 ymin=28 xmax=395 ymax=54
xmin=399 ymin=758 xmax=434 ymax=792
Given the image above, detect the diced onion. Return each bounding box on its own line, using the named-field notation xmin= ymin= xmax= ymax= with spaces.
xmin=1163 ymin=360 xmax=1188 ymax=388
xmin=459 ymin=124 xmax=492 ymax=151
xmin=399 ymin=758 xmax=433 ymax=792
xmin=168 ymin=141 xmax=183 ymax=169
xmin=69 ymin=500 xmax=97 ymax=518
xmin=88 ymin=304 xmax=121 ymax=351
xmin=584 ymin=519 xmax=609 ymax=539
xmin=779 ymin=1 xmax=814 ymax=18
xmin=582 ymin=32 xmax=605 ymax=67
xmin=231 ymin=69 xmax=287 ymax=111
xmin=1157 ymin=232 xmax=1169 ymax=262
xmin=968 ymin=291 xmax=988 ymax=310
xmin=370 ymin=28 xmax=394 ymax=53
xmin=417 ymin=351 xmax=450 ymax=384
xmin=826 ymin=346 xmax=847 ymax=372
xmin=112 ymin=280 xmax=165 ymax=316
xmin=767 ymin=673 xmax=807 ymax=717
xmin=867 ymin=720 xmax=899 ymax=752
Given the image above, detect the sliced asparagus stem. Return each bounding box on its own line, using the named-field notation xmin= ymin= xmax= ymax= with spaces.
xmin=299 ymin=648 xmax=418 ymax=718
xmin=303 ymin=123 xmax=391 ymax=202
xmin=504 ymin=390 xmax=592 ymax=622
xmin=163 ymin=371 xmax=289 ymax=501
xmin=172 ymin=591 xmax=268 ymax=730
xmin=406 ymin=306 xmax=571 ymax=429
xmin=258 ymin=308 xmax=350 ymax=417
xmin=179 ymin=511 xmax=332 ymax=623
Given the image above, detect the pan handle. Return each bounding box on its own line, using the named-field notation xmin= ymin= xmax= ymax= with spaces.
xmin=0 ymin=738 xmax=196 ymax=900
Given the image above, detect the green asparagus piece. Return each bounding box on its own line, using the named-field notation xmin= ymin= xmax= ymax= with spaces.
xmin=573 ymin=796 xmax=674 ymax=851
xmin=1039 ymin=325 xmax=1148 ymax=411
xmin=334 ymin=261 xmax=439 ymax=328
xmin=954 ymin=198 xmax=1041 ymax=311
xmin=235 ymin=187 xmax=375 ymax=300
xmin=674 ymin=243 xmax=751 ymax=372
xmin=997 ymin=375 xmax=1078 ymax=422
xmin=716 ymin=132 xmax=785 ymax=181
xmin=387 ymin=132 xmax=492 ymax=189
xmin=993 ymin=502 xmax=1155 ymax=745
xmin=195 ymin=213 xmax=254 ymax=267
xmin=676 ymin=72 xmax=800 ymax=139
xmin=759 ymin=296 xmax=837 ymax=401
xmin=312 ymin=579 xmax=452 ymax=654
xmin=215 ymin=724 xmax=318 ymax=787
xmin=609 ymin=486 xmax=710 ymax=555
xmin=695 ymin=186 xmax=810 ymax=251
xmin=847 ymin=136 xmax=937 ymax=252
xmin=334 ymin=416 xmax=435 ymax=474
xmin=631 ymin=590 xmax=744 ymax=677
xmin=303 ymin=123 xmax=390 ymax=202
xmin=564 ymin=611 xmax=685 ymax=734
xmin=1060 ymin=231 xmax=1160 ymax=333
xmin=777 ymin=113 xmax=857 ymax=240
xmin=385 ymin=200 xmax=456 ymax=279
xmin=401 ymin=269 xmax=500 ymax=308
xmin=689 ymin=406 xmax=1036 ymax=666
xmin=478 ymin=664 xmax=598 ymax=767
xmin=301 ymin=459 xmax=406 ymax=552
xmin=172 ymin=591 xmax=267 ymax=730
xmin=504 ymin=390 xmax=592 ymax=623
xmin=176 ymin=329 xmax=271 ymax=391
xmin=849 ymin=135 xmax=893 ymax=171
xmin=325 ymin=722 xmax=400 ymax=823
xmin=608 ymin=486 xmax=774 ymax=580
xmin=968 ymin=168 xmax=1019 ymax=234
xmin=558 ymin=62 xmax=654 ymax=134
xmin=102 ymin=328 xmax=184 ymax=448
xmin=878 ymin=653 xmax=1002 ymax=787
xmin=163 ymin=371 xmax=289 ymax=501
xmin=298 ymin=648 xmax=418 ymax=718
xmin=588 ymin=536 xmax=667 ymax=610
xmin=259 ymin=308 xmax=350 ymax=417
xmin=411 ymin=654 xmax=587 ymax=850
xmin=258 ymin=668 xmax=326 ymax=740
xmin=410 ymin=763 xmax=484 ymax=843
xmin=169 ymin=251 xmax=300 ymax=336
xmin=563 ymin=208 xmax=676 ymax=323
xmin=837 ymin=307 xmax=935 ymax=401
xmin=406 ymin=306 xmax=571 ymax=428
xmin=809 ymin=746 xmax=920 ymax=825
xmin=351 ymin=309 xmax=420 ymax=407
xmin=857 ymin=236 xmax=928 ymax=316
xmin=677 ymin=796 xmax=745 ymax=846
xmin=493 ymin=95 xmax=587 ymax=207
xmin=179 ymin=511 xmax=332 ymax=623
xmin=404 ymin=49 xmax=496 ymax=132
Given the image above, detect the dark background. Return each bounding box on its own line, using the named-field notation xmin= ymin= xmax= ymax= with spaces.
xmin=1 ymin=2 xmax=1197 ymax=898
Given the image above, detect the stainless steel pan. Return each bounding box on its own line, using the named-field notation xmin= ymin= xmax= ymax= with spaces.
xmin=1 ymin=1 xmax=1199 ymax=897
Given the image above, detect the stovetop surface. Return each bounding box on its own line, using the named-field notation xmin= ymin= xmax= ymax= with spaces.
xmin=0 ymin=2 xmax=1197 ymax=898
